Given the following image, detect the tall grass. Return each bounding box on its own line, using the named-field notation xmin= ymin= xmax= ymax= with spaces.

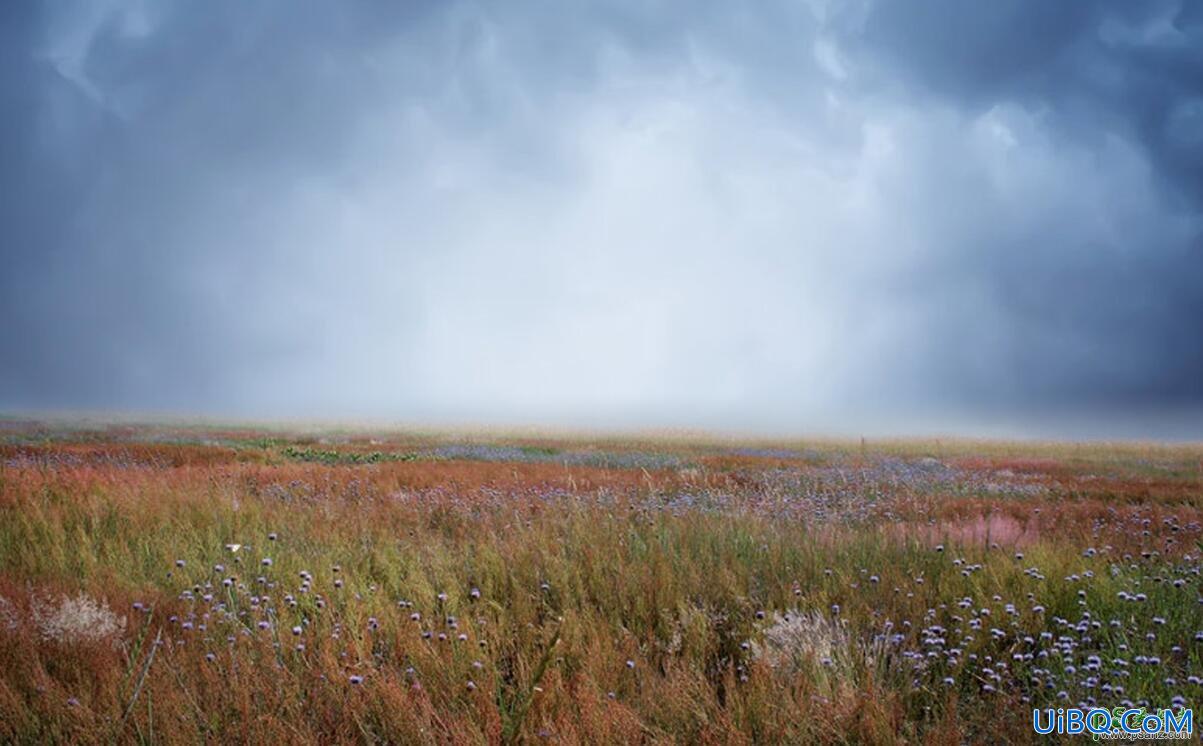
xmin=0 ymin=432 xmax=1200 ymax=743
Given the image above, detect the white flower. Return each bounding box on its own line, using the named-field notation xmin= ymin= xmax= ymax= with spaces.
xmin=32 ymin=592 xmax=126 ymax=646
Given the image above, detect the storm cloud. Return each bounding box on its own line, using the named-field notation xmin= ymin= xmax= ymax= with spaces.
xmin=2 ymin=0 xmax=1201 ymax=437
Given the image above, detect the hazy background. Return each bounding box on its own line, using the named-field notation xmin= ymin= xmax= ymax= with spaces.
xmin=2 ymin=0 xmax=1201 ymax=439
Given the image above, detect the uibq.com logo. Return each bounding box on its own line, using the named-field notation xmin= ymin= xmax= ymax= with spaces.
xmin=1033 ymin=707 xmax=1193 ymax=740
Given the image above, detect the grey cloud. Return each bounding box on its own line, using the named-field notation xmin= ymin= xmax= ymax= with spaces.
xmin=846 ymin=0 xmax=1203 ymax=412
xmin=1 ymin=1 xmax=1200 ymax=436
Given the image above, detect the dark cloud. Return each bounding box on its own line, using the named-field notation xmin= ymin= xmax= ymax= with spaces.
xmin=847 ymin=0 xmax=1203 ymax=412
xmin=1 ymin=0 xmax=1200 ymax=436
xmin=860 ymin=0 xmax=1203 ymax=196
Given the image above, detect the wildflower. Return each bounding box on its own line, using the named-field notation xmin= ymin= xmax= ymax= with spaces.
xmin=291 ymin=626 xmax=302 ymax=636
xmin=34 ymin=593 xmax=126 ymax=645
xmin=626 ymin=659 xmax=635 ymax=669
xmin=261 ymin=558 xmax=272 ymax=567
xmin=349 ymin=675 xmax=363 ymax=685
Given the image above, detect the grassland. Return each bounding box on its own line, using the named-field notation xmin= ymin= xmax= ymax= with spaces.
xmin=0 ymin=420 xmax=1200 ymax=743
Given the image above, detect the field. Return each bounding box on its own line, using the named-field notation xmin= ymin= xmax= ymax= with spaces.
xmin=0 ymin=420 xmax=1200 ymax=744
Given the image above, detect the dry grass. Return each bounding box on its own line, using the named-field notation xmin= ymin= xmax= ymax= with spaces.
xmin=0 ymin=422 xmax=1200 ymax=743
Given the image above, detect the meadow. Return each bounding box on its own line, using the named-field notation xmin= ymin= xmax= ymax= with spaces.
xmin=0 ymin=420 xmax=1200 ymax=743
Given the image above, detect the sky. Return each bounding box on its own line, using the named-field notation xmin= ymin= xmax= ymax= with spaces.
xmin=2 ymin=0 xmax=1202 ymax=438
